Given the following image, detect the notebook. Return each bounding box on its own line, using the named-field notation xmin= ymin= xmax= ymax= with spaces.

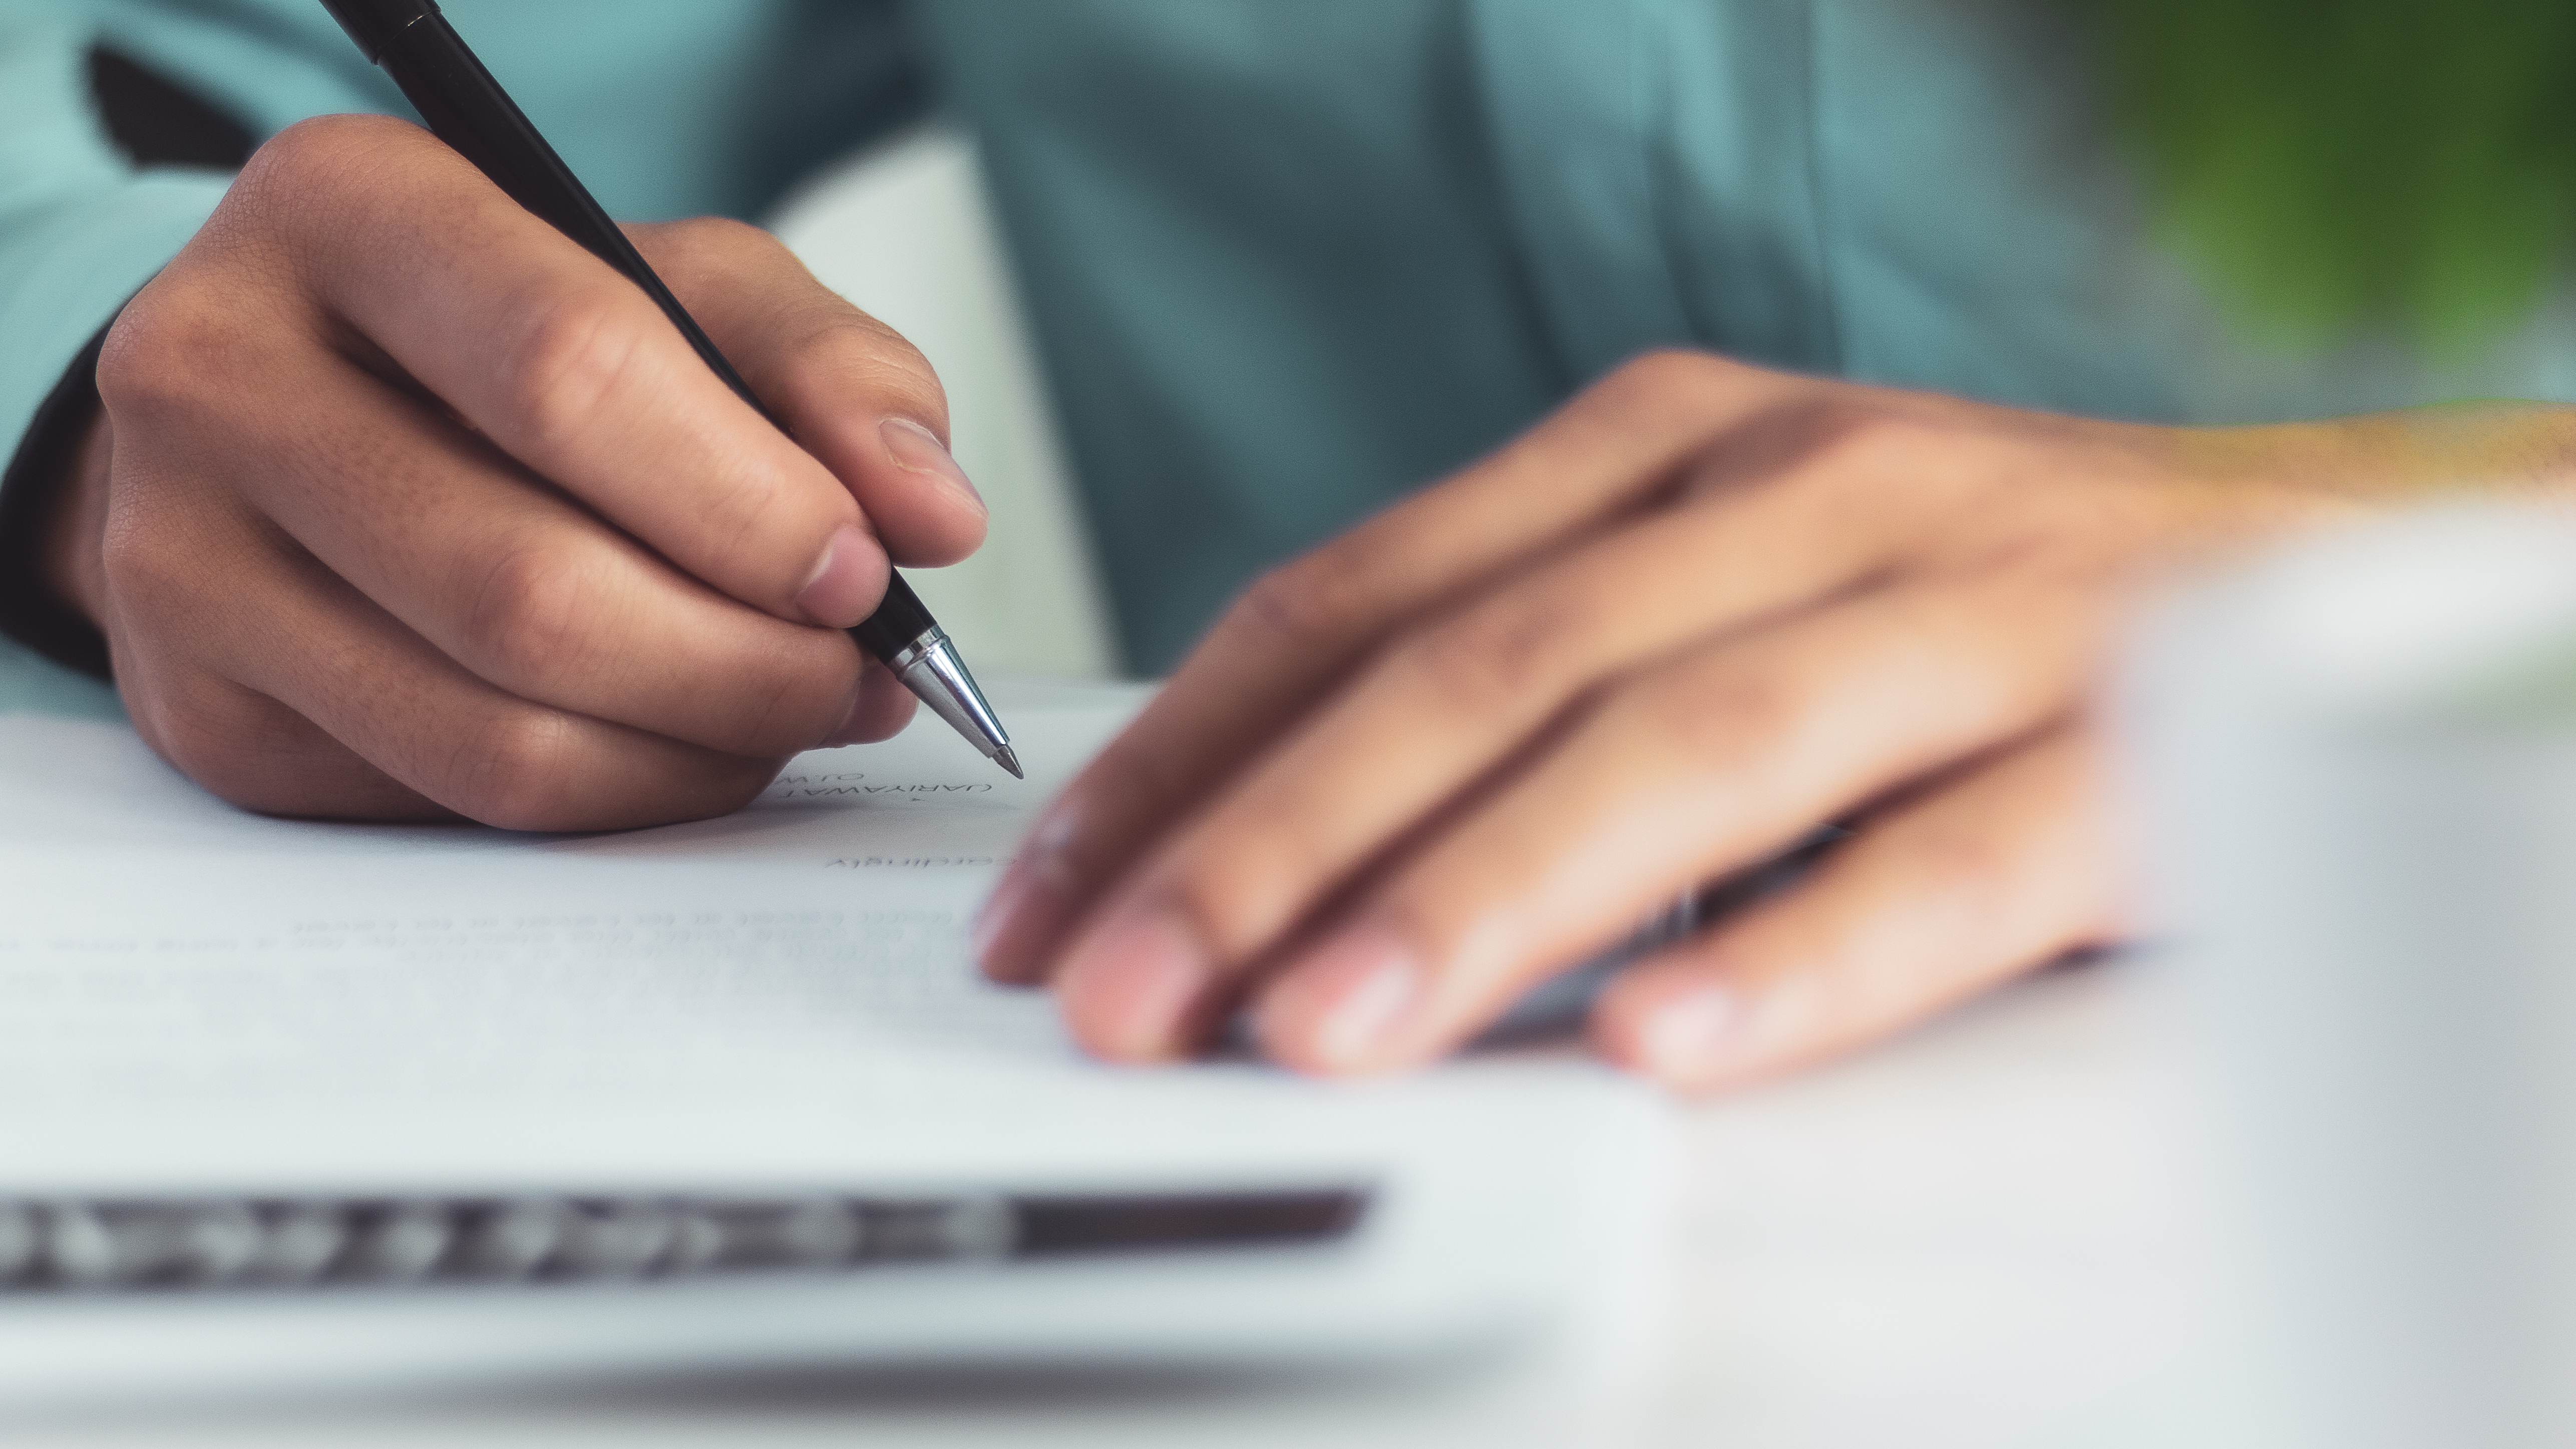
xmin=0 ymin=677 xmax=1668 ymax=1408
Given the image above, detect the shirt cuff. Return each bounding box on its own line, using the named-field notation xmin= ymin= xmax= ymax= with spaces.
xmin=0 ymin=318 xmax=110 ymax=677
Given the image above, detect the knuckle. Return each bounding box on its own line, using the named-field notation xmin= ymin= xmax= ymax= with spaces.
xmin=227 ymin=116 xmax=431 ymax=250
xmin=96 ymin=498 xmax=203 ymax=617
xmin=1771 ymin=396 xmax=1888 ymax=462
xmin=1385 ymin=594 xmax=1584 ymax=716
xmin=464 ymin=540 xmax=598 ymax=686
xmin=1228 ymin=550 xmax=1370 ymax=656
xmin=1778 ymin=400 xmax=1948 ymax=490
xmin=97 ymin=289 xmax=240 ymax=428
xmin=1692 ymin=396 xmax=1942 ymax=512
xmin=782 ymin=316 xmax=941 ymax=418
xmin=1602 ymin=348 xmax=1733 ymax=404
xmin=1616 ymin=659 xmax=1795 ymax=764
xmin=235 ymin=114 xmax=404 ymax=193
xmin=1814 ymin=411 xmax=1936 ymax=479
xmin=636 ymin=218 xmax=947 ymax=419
xmin=497 ymin=290 xmax=644 ymax=455
xmin=450 ymin=709 xmax=584 ymax=831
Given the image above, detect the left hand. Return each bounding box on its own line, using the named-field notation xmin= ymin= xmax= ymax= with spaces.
xmin=972 ymin=350 xmax=2538 ymax=1090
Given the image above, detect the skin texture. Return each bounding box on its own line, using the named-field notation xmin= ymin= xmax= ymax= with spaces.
xmin=43 ymin=115 xmax=987 ymax=831
xmin=968 ymin=352 xmax=2576 ymax=1091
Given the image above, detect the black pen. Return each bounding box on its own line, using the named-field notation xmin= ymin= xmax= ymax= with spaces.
xmin=316 ymin=0 xmax=1020 ymax=778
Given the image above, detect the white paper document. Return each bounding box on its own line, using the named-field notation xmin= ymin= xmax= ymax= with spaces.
xmin=0 ymin=681 xmax=1667 ymax=1405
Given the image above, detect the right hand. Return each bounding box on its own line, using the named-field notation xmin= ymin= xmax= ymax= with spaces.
xmin=44 ymin=115 xmax=986 ymax=830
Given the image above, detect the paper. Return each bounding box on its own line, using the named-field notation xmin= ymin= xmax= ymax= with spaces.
xmin=0 ymin=681 xmax=1637 ymax=1197
xmin=0 ymin=678 xmax=1142 ymax=866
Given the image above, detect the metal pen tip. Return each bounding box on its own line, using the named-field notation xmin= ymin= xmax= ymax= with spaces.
xmin=885 ymin=627 xmax=1016 ymax=780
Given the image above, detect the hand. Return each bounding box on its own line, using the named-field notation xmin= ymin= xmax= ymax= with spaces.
xmin=44 ymin=114 xmax=985 ymax=830
xmin=973 ymin=351 xmax=2541 ymax=1090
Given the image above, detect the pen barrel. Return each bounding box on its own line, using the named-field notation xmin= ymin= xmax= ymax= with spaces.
xmin=316 ymin=0 xmax=437 ymax=63
xmin=368 ymin=11 xmax=768 ymax=418
xmin=848 ymin=574 xmax=938 ymax=661
xmin=379 ymin=22 xmax=593 ymax=256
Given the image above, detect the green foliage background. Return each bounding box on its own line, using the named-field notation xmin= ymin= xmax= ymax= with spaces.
xmin=2069 ymin=2 xmax=2576 ymax=349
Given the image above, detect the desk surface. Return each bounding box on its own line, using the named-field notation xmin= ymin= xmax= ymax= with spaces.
xmin=23 ymin=963 xmax=2202 ymax=1449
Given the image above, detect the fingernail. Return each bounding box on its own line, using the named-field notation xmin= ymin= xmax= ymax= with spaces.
xmin=1056 ymin=907 xmax=1211 ymax=1060
xmin=1634 ymin=985 xmax=1742 ymax=1081
xmin=1261 ymin=927 xmax=1422 ymax=1073
xmin=880 ymin=418 xmax=983 ymax=510
xmin=796 ymin=523 xmax=885 ymax=628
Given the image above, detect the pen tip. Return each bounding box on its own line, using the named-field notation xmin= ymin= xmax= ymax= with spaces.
xmin=996 ymin=746 xmax=1023 ymax=780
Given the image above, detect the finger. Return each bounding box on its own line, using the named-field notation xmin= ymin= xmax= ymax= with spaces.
xmin=831 ymin=654 xmax=921 ymax=746
xmin=977 ymin=350 xmax=1816 ymax=980
xmin=1590 ymin=725 xmax=2124 ymax=1091
xmin=1219 ymin=576 xmax=2111 ymax=1073
xmin=629 ymin=219 xmax=986 ymax=569
xmin=254 ymin=566 xmax=784 ymax=832
xmin=229 ymin=337 xmax=876 ymax=759
xmin=244 ymin=116 xmax=890 ymax=630
xmin=111 ymin=657 xmax=455 ymax=821
xmin=98 ymin=482 xmax=460 ymax=821
xmin=1028 ymin=449 xmax=1936 ymax=1015
xmin=101 ymin=466 xmax=784 ymax=831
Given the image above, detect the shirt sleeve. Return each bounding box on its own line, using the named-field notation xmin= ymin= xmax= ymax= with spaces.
xmin=0 ymin=19 xmax=235 ymax=482
xmin=0 ymin=16 xmax=240 ymax=682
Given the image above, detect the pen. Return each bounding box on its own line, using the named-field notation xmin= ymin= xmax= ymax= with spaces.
xmin=315 ymin=0 xmax=1020 ymax=779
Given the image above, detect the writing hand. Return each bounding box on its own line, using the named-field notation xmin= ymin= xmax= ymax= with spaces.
xmin=44 ymin=115 xmax=985 ymax=830
xmin=973 ymin=351 xmax=2523 ymax=1089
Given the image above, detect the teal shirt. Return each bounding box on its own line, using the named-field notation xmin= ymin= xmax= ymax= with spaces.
xmin=6 ymin=0 xmax=2576 ymax=699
